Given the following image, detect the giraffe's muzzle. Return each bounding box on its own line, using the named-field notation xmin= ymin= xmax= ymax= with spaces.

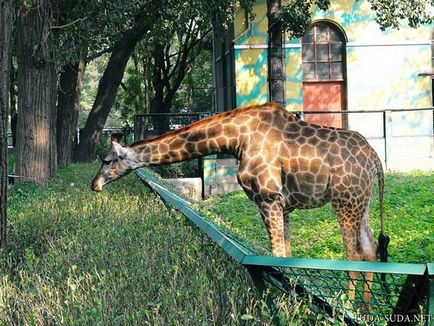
xmin=91 ymin=176 xmax=104 ymax=192
xmin=92 ymin=184 xmax=103 ymax=192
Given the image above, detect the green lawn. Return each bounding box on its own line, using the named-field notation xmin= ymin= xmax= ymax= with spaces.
xmin=202 ymin=171 xmax=434 ymax=264
xmin=1 ymin=163 xmax=331 ymax=325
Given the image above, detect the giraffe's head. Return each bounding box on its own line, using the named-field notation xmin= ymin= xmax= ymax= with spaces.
xmin=91 ymin=133 xmax=137 ymax=192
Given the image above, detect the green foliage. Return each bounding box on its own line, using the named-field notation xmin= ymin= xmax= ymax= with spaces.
xmin=277 ymin=0 xmax=431 ymax=39
xmin=368 ymin=0 xmax=433 ymax=29
xmin=172 ymin=50 xmax=213 ymax=113
xmin=112 ymin=1 xmax=223 ymax=126
xmin=55 ymin=0 xmax=152 ymax=67
xmin=281 ymin=0 xmax=330 ymax=38
xmin=2 ymin=163 xmax=332 ymax=325
xmin=202 ymin=171 xmax=434 ymax=263
xmin=114 ymin=45 xmax=213 ymax=127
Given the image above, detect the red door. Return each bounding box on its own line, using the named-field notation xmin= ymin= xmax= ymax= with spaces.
xmin=302 ymin=81 xmax=345 ymax=128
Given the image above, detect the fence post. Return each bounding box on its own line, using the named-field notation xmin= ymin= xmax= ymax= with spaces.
xmin=428 ymin=264 xmax=434 ymax=326
xmin=384 ymin=110 xmax=393 ymax=170
xmin=133 ymin=115 xmax=138 ymax=142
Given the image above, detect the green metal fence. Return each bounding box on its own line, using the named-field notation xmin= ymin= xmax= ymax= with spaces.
xmin=135 ymin=168 xmax=433 ymax=325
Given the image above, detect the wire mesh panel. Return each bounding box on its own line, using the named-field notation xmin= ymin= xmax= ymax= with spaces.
xmin=390 ymin=109 xmax=434 ymax=162
xmin=285 ymin=268 xmax=408 ymax=322
xmin=243 ymin=255 xmax=428 ymax=325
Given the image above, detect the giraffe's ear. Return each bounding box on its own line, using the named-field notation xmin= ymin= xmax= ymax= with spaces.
xmin=112 ymin=141 xmax=128 ymax=159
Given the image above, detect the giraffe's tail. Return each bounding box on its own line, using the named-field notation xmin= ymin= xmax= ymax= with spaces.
xmin=375 ymin=155 xmax=391 ymax=294
xmin=375 ymin=157 xmax=389 ymax=263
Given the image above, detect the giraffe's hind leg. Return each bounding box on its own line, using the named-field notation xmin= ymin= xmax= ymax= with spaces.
xmin=337 ymin=216 xmax=362 ymax=307
xmin=359 ymin=203 xmax=378 ymax=306
xmin=333 ymin=198 xmax=377 ymax=309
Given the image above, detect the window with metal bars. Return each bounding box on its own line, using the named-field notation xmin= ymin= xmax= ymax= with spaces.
xmin=302 ymin=22 xmax=346 ymax=82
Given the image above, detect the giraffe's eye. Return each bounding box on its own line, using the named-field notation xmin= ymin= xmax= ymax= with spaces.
xmin=102 ymin=154 xmax=114 ymax=165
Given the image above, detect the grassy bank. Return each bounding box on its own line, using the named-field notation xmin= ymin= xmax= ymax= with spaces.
xmin=202 ymin=171 xmax=434 ymax=264
xmin=1 ymin=163 xmax=330 ymax=325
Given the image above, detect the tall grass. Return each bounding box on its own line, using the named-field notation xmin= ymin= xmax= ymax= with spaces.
xmin=1 ymin=163 xmax=331 ymax=325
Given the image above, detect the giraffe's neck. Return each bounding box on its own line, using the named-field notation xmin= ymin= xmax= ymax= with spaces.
xmin=130 ymin=111 xmax=243 ymax=166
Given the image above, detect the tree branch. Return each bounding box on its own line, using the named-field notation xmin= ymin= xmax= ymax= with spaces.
xmin=51 ymin=17 xmax=87 ymax=29
xmin=86 ymin=46 xmax=114 ymax=62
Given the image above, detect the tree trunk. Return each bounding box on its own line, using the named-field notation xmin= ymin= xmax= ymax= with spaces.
xmin=57 ymin=63 xmax=79 ymax=165
xmin=149 ymin=45 xmax=170 ymax=134
xmin=57 ymin=48 xmax=87 ymax=165
xmin=150 ymin=96 xmax=171 ymax=135
xmin=16 ymin=0 xmax=57 ymax=186
xmin=0 ymin=0 xmax=14 ymax=247
xmin=74 ymin=23 xmax=150 ymax=162
xmin=267 ymin=0 xmax=285 ymax=107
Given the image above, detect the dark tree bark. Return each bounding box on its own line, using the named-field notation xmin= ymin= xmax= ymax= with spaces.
xmin=57 ymin=47 xmax=87 ymax=165
xmin=0 ymin=0 xmax=14 ymax=247
xmin=267 ymin=0 xmax=285 ymax=106
xmin=16 ymin=0 xmax=57 ymax=186
xmin=74 ymin=23 xmax=150 ymax=162
xmin=57 ymin=63 xmax=79 ymax=165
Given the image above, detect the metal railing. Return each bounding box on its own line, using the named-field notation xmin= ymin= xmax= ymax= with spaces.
xmin=134 ymin=112 xmax=211 ymax=140
xmin=76 ymin=127 xmax=134 ymax=147
xmin=294 ymin=107 xmax=434 ymax=170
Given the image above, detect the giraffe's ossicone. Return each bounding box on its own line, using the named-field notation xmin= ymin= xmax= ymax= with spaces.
xmin=91 ymin=102 xmax=388 ymax=306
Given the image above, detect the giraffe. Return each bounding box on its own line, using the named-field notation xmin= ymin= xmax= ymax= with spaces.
xmin=91 ymin=102 xmax=388 ymax=305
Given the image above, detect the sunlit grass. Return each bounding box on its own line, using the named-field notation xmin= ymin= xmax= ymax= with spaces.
xmin=202 ymin=171 xmax=434 ymax=264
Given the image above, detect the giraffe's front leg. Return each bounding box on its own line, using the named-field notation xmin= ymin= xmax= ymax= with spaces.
xmin=259 ymin=201 xmax=287 ymax=257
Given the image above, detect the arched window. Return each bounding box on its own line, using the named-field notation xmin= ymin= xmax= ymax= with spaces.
xmin=302 ymin=22 xmax=346 ymax=81
xmin=301 ymin=22 xmax=347 ymax=128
